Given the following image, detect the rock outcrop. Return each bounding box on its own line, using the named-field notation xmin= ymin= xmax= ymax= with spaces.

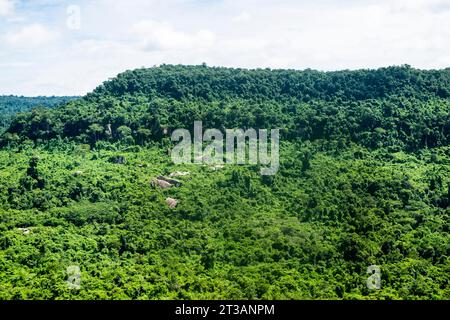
xmin=166 ymin=198 xmax=178 ymax=208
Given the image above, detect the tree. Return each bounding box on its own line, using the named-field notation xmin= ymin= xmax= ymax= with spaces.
xmin=87 ymin=123 xmax=104 ymax=144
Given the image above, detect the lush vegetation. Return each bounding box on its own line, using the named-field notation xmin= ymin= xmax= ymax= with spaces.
xmin=0 ymin=95 xmax=78 ymax=134
xmin=0 ymin=65 xmax=448 ymax=300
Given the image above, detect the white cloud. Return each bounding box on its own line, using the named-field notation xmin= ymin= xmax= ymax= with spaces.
xmin=0 ymin=0 xmax=449 ymax=96
xmin=389 ymin=0 xmax=450 ymax=12
xmin=232 ymin=11 xmax=251 ymax=23
xmin=132 ymin=20 xmax=215 ymax=51
xmin=0 ymin=0 xmax=14 ymax=16
xmin=3 ymin=23 xmax=59 ymax=48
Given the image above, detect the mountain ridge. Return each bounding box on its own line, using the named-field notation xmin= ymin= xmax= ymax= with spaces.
xmin=2 ymin=65 xmax=449 ymax=152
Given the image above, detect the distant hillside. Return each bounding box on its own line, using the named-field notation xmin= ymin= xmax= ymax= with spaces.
xmin=90 ymin=64 xmax=450 ymax=101
xmin=0 ymin=95 xmax=79 ymax=133
xmin=2 ymin=65 xmax=449 ymax=151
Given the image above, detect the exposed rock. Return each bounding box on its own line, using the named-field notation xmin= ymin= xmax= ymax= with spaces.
xmin=157 ymin=176 xmax=183 ymax=187
xmin=169 ymin=171 xmax=190 ymax=177
xmin=166 ymin=197 xmax=178 ymax=208
xmin=151 ymin=179 xmax=172 ymax=189
xmin=150 ymin=176 xmax=183 ymax=189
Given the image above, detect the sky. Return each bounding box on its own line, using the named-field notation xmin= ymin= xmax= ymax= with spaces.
xmin=0 ymin=0 xmax=449 ymax=96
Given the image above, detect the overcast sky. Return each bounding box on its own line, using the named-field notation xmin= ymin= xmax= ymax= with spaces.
xmin=1 ymin=0 xmax=449 ymax=96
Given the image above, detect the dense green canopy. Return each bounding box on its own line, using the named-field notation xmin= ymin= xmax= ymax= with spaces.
xmin=0 ymin=95 xmax=78 ymax=134
xmin=0 ymin=65 xmax=448 ymax=300
xmin=3 ymin=65 xmax=449 ymax=151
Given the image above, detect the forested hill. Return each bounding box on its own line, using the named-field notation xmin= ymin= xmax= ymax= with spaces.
xmin=0 ymin=65 xmax=449 ymax=300
xmin=2 ymin=65 xmax=449 ymax=151
xmin=90 ymin=64 xmax=450 ymax=101
xmin=0 ymin=95 xmax=79 ymax=133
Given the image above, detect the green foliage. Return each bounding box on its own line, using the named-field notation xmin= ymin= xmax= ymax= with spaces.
xmin=0 ymin=65 xmax=448 ymax=300
xmin=2 ymin=65 xmax=449 ymax=151
xmin=0 ymin=96 xmax=78 ymax=134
